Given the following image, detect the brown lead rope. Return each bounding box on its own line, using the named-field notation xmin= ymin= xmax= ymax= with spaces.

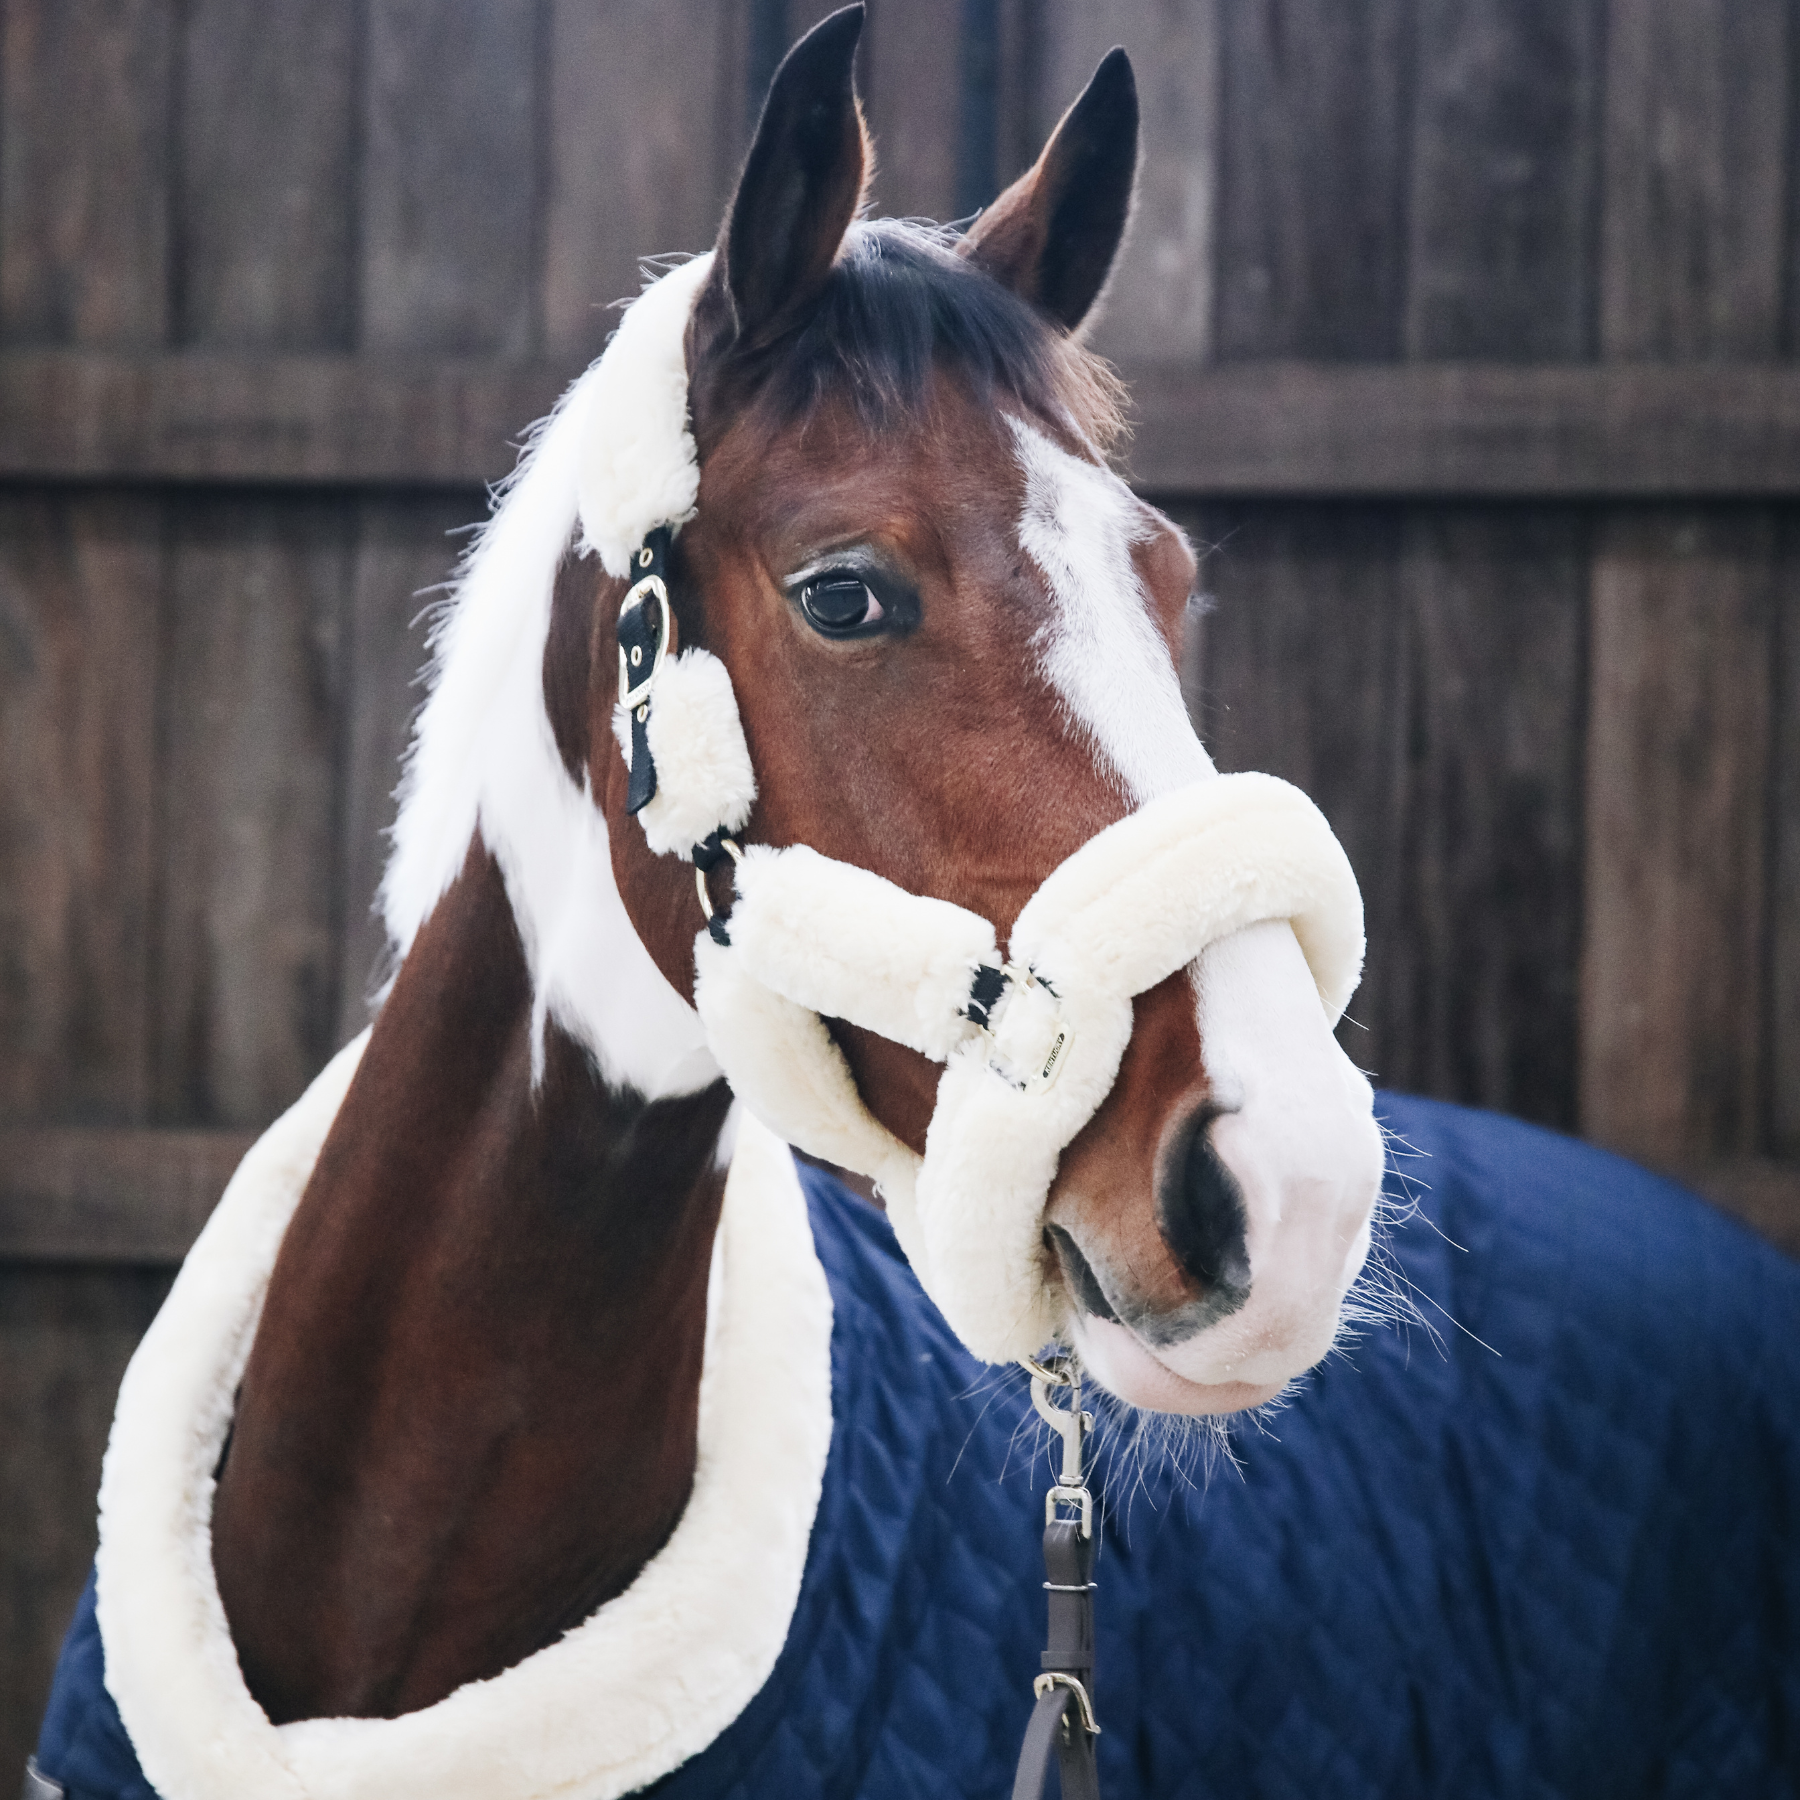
xmin=1013 ymin=1359 xmax=1101 ymax=1800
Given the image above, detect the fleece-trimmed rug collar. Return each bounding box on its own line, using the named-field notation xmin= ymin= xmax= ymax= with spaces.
xmin=93 ymin=1037 xmax=833 ymax=1800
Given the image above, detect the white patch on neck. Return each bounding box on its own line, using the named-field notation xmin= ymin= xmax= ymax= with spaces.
xmin=1008 ymin=417 xmax=1212 ymax=802
xmin=381 ymin=258 xmax=720 ymax=1099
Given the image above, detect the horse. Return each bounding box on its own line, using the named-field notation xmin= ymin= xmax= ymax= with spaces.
xmin=30 ymin=9 xmax=1800 ymax=1799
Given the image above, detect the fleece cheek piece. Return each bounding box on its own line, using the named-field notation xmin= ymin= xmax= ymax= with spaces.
xmin=617 ymin=648 xmax=758 ymax=860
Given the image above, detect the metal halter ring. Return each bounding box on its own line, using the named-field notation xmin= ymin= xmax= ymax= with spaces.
xmin=694 ymin=836 xmax=743 ymax=921
xmin=617 ymin=574 xmax=671 ymax=713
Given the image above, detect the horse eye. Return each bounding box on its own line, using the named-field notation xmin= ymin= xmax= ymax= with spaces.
xmin=798 ymin=576 xmax=884 ymax=636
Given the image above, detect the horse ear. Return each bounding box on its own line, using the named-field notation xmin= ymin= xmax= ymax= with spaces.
xmin=714 ymin=4 xmax=868 ymax=350
xmin=960 ymin=47 xmax=1138 ymax=332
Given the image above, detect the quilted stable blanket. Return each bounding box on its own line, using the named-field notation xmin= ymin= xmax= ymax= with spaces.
xmin=35 ymin=1093 xmax=1800 ymax=1799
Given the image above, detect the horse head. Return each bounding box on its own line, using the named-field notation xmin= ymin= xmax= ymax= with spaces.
xmin=548 ymin=7 xmax=1384 ymax=1415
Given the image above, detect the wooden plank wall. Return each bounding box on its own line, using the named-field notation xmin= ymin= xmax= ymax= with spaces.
xmin=1 ymin=0 xmax=1796 ymax=1767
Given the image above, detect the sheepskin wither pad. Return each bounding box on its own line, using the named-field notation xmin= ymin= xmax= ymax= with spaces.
xmin=594 ymin=262 xmax=1369 ymax=1364
xmin=93 ymin=1033 xmax=834 ymax=1800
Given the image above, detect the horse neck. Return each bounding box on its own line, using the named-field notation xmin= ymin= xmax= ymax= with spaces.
xmin=211 ymin=835 xmax=733 ymax=1722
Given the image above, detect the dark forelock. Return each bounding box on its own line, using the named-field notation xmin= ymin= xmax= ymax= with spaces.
xmin=751 ymin=220 xmax=1123 ymax=446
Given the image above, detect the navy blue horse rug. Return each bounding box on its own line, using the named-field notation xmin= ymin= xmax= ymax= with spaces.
xmin=35 ymin=1093 xmax=1800 ymax=1798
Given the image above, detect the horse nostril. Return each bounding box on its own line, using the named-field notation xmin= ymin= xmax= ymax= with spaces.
xmin=1162 ymin=1108 xmax=1252 ymax=1303
xmin=1046 ymin=1224 xmax=1120 ymax=1323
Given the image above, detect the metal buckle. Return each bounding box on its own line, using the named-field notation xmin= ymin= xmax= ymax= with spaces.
xmin=1033 ymin=1671 xmax=1102 ymax=1737
xmin=974 ymin=963 xmax=1073 ymax=1095
xmin=617 ymin=573 xmax=671 ymax=713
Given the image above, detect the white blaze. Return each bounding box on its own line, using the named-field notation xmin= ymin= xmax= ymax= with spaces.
xmin=1010 ymin=417 xmax=1383 ymax=1412
xmin=1010 ymin=417 xmax=1211 ymax=804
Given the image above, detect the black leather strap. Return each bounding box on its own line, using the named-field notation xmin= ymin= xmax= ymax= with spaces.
xmin=618 ymin=526 xmax=674 ymax=815
xmin=1041 ymin=1519 xmax=1096 ymax=1679
xmin=1013 ymin=1515 xmax=1101 ymax=1799
xmin=1011 ymin=1685 xmax=1100 ymax=1800
xmin=966 ymin=961 xmax=1008 ymax=1030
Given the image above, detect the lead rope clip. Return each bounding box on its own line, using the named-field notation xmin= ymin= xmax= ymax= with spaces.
xmin=1012 ymin=1356 xmax=1102 ymax=1800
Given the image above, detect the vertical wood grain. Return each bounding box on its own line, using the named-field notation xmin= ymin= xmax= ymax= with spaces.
xmin=1584 ymin=0 xmax=1788 ymax=1165
xmin=153 ymin=499 xmax=352 ymax=1127
xmin=334 ymin=495 xmax=471 ymax=1047
xmin=175 ymin=0 xmax=360 ymax=348
xmin=1399 ymin=511 xmax=1587 ymax=1126
xmin=0 ymin=496 xmax=162 ymax=1126
xmin=0 ymin=1267 xmax=172 ymax=1790
xmin=362 ymin=0 xmax=542 ymax=354
xmin=0 ymin=0 xmax=172 ymax=344
xmin=541 ymin=0 xmax=737 ymax=359
xmin=1405 ymin=0 xmax=1600 ymax=362
xmin=1193 ymin=506 xmax=1413 ymax=1086
xmin=1384 ymin=2 xmax=1595 ymax=1129
xmin=864 ymin=0 xmax=964 ymax=221
xmin=1774 ymin=522 xmax=1800 ymax=1157
xmin=1044 ymin=0 xmax=1221 ymax=366
xmin=1214 ymin=0 xmax=1414 ymax=361
xmin=1600 ymin=0 xmax=1788 ymax=362
xmin=1583 ymin=513 xmax=1775 ymax=1163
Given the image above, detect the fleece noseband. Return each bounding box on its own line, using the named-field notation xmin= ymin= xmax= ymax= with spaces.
xmin=579 ymin=257 xmax=1364 ymax=1365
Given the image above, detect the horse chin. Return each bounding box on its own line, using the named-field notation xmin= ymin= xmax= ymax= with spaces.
xmin=1071 ymin=1313 xmax=1288 ymax=1416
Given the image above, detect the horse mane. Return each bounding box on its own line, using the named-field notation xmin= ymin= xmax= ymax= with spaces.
xmin=748 ymin=219 xmax=1127 ymax=452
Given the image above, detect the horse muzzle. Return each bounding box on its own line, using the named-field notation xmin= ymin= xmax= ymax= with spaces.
xmin=686 ymin=767 xmax=1371 ymax=1368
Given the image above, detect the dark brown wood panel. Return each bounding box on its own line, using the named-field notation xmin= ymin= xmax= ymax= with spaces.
xmin=152 ymin=498 xmax=353 ymax=1128
xmin=362 ymin=0 xmax=542 ymax=354
xmin=175 ymin=0 xmax=360 ymax=349
xmin=1405 ymin=0 xmax=1600 ymax=360
xmin=1214 ymin=0 xmax=1413 ymax=360
xmin=864 ymin=0 xmax=963 ymax=222
xmin=1775 ymin=523 xmax=1800 ymax=1159
xmin=20 ymin=355 xmax=1800 ymax=494
xmin=0 ymin=494 xmax=163 ymax=1127
xmin=0 ymin=1128 xmax=253 ymax=1261
xmin=1396 ymin=508 xmax=1586 ymax=1127
xmin=541 ymin=1 xmax=739 ymax=360
xmin=1186 ymin=504 xmax=1414 ymax=1088
xmin=0 ymin=0 xmax=172 ymax=346
xmin=1380 ymin=2 xmax=1595 ymax=1131
xmin=1046 ymin=0 xmax=1221 ymax=366
xmin=1126 ymin=362 xmax=1800 ymax=497
xmin=0 ymin=1266 xmax=172 ymax=1789
xmin=1600 ymin=0 xmax=1789 ymax=361
xmin=334 ymin=495 xmax=473 ymax=1048
xmin=0 ymin=350 xmax=570 ymax=485
xmin=1583 ymin=2 xmax=1790 ymax=1167
xmin=1582 ymin=509 xmax=1776 ymax=1164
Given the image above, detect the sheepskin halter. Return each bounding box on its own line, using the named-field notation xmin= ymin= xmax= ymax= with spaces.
xmin=582 ymin=256 xmax=1366 ymax=1365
